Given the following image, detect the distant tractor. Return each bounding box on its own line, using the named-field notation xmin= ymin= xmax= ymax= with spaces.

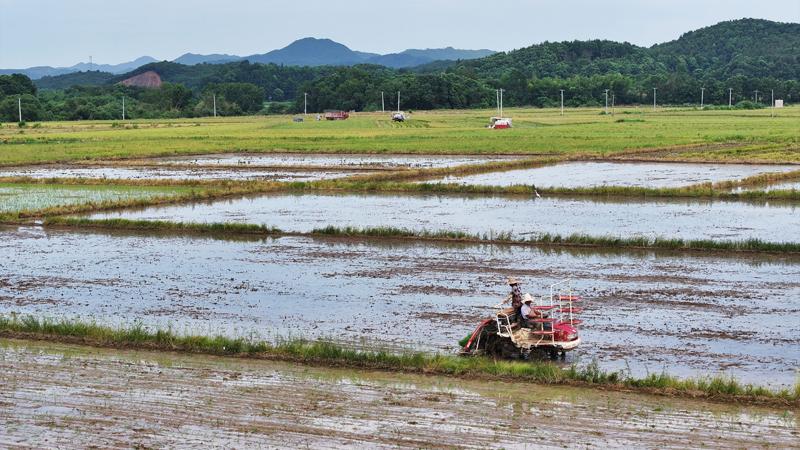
xmin=392 ymin=111 xmax=406 ymax=122
xmin=489 ymin=88 xmax=511 ymax=129
xmin=489 ymin=117 xmax=513 ymax=129
xmin=324 ymin=110 xmax=350 ymax=120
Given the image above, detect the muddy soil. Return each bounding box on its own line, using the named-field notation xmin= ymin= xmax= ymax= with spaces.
xmin=0 ymin=165 xmax=366 ymax=182
xmin=2 ymin=226 xmax=799 ymax=386
xmin=428 ymin=161 xmax=800 ymax=189
xmin=88 ymin=191 xmax=800 ymax=243
xmin=1 ymin=339 xmax=797 ymax=449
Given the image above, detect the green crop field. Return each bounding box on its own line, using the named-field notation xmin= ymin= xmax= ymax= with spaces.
xmin=1 ymin=107 xmax=798 ymax=166
xmin=0 ymin=183 xmax=190 ymax=214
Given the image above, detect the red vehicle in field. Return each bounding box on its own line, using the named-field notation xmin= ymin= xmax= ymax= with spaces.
xmin=461 ymin=280 xmax=582 ymax=359
xmin=324 ymin=110 xmax=350 ymax=120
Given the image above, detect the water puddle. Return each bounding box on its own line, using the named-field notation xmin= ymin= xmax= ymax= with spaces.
xmin=154 ymin=153 xmax=522 ymax=169
xmin=424 ymin=161 xmax=800 ymax=188
xmin=2 ymin=226 xmax=799 ymax=386
xmin=0 ymin=166 xmax=366 ymax=182
xmin=87 ymin=192 xmax=800 ymax=243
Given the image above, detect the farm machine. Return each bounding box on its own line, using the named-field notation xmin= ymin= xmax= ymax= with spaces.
xmin=461 ymin=280 xmax=582 ymax=359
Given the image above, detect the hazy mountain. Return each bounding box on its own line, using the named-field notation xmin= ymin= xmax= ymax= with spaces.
xmin=172 ymin=53 xmax=242 ymax=65
xmin=366 ymin=47 xmax=496 ymax=68
xmin=0 ymin=56 xmax=157 ymax=79
xmin=6 ymin=39 xmax=495 ymax=79
xmin=244 ymin=38 xmax=378 ymax=66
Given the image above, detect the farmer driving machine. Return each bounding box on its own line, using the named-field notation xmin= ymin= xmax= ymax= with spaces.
xmin=461 ymin=280 xmax=582 ymax=359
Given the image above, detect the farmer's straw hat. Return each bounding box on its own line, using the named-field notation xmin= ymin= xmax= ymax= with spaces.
xmin=523 ymin=293 xmax=534 ymax=303
xmin=507 ymin=277 xmax=520 ymax=285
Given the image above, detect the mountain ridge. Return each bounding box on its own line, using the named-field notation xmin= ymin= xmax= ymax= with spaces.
xmin=6 ymin=38 xmax=496 ymax=79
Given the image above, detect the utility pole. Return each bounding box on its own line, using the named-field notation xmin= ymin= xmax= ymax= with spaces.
xmin=304 ymin=92 xmax=308 ymax=115
xmin=754 ymin=90 xmax=759 ymax=104
xmin=381 ymin=91 xmax=385 ymax=113
xmin=18 ymin=97 xmax=22 ymax=122
xmin=122 ymin=96 xmax=126 ymax=120
xmin=700 ymin=87 xmax=705 ymax=109
xmin=495 ymin=89 xmax=500 ymax=116
xmin=604 ymin=89 xmax=609 ymax=114
xmin=397 ymin=91 xmax=401 ymax=112
xmin=212 ymin=94 xmax=217 ymax=117
xmin=652 ymin=88 xmax=657 ymax=111
xmin=560 ymin=89 xmax=564 ymax=116
xmin=771 ymin=89 xmax=775 ymax=118
xmin=728 ymin=88 xmax=733 ymax=107
xmin=89 ymin=55 xmax=93 ymax=71
xmin=611 ymin=93 xmax=615 ymax=115
xmin=499 ymin=88 xmax=504 ymax=117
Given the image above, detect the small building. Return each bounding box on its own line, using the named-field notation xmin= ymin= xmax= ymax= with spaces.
xmin=775 ymin=100 xmax=785 ymax=108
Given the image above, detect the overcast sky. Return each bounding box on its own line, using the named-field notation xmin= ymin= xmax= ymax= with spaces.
xmin=1 ymin=0 xmax=798 ymax=68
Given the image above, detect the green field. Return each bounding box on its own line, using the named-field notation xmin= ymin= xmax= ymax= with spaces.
xmin=0 ymin=183 xmax=189 ymax=214
xmin=1 ymin=107 xmax=798 ymax=166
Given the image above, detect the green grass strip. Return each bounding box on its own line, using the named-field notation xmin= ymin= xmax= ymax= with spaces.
xmin=36 ymin=220 xmax=800 ymax=254
xmin=0 ymin=315 xmax=797 ymax=406
xmin=44 ymin=217 xmax=281 ymax=235
xmin=309 ymin=226 xmax=800 ymax=254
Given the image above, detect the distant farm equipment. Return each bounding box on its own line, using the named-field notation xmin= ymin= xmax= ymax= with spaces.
xmin=489 ymin=117 xmax=512 ymax=129
xmin=392 ymin=112 xmax=406 ymax=122
xmin=489 ymin=88 xmax=511 ymax=129
xmin=324 ymin=110 xmax=350 ymax=120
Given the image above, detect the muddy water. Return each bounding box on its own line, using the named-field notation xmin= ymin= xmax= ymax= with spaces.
xmin=88 ymin=192 xmax=800 ymax=243
xmin=2 ymin=339 xmax=797 ymax=449
xmin=156 ymin=153 xmax=521 ymax=169
xmin=0 ymin=165 xmax=365 ymax=181
xmin=2 ymin=226 xmax=799 ymax=386
xmin=428 ymin=162 xmax=800 ymax=188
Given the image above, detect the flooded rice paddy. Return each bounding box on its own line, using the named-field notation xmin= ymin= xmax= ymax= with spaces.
xmin=3 ymin=226 xmax=799 ymax=386
xmin=0 ymin=165 xmax=366 ymax=182
xmin=427 ymin=161 xmax=799 ymax=188
xmin=2 ymin=339 xmax=796 ymax=449
xmin=155 ymin=152 xmax=522 ymax=169
xmin=88 ymin=192 xmax=800 ymax=243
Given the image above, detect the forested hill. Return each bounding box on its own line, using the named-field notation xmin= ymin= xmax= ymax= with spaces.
xmin=449 ymin=19 xmax=800 ymax=80
xmin=650 ymin=19 xmax=800 ymax=79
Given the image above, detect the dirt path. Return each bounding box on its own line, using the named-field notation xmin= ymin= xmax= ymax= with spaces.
xmin=1 ymin=338 xmax=797 ymax=449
